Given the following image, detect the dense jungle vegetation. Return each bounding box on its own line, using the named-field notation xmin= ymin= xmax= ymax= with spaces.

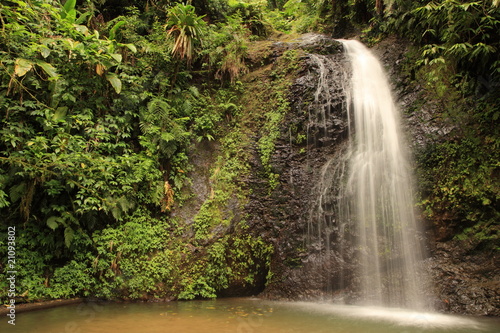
xmin=0 ymin=0 xmax=499 ymax=302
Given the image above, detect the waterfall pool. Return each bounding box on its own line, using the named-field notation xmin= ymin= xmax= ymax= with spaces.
xmin=9 ymin=298 xmax=500 ymax=333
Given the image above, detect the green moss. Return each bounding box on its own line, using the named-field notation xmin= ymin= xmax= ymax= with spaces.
xmin=191 ymin=122 xmax=251 ymax=241
xmin=244 ymin=49 xmax=302 ymax=189
xmin=176 ymin=234 xmax=273 ymax=300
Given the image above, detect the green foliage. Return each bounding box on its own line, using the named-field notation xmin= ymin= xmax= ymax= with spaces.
xmin=203 ymin=15 xmax=251 ymax=83
xmin=417 ymin=136 xmax=499 ymax=248
xmin=264 ymin=0 xmax=382 ymax=34
xmin=264 ymin=0 xmax=320 ymax=33
xmin=192 ymin=124 xmax=251 ymax=241
xmin=389 ymin=0 xmax=500 ymax=80
xmin=190 ymin=86 xmax=241 ymax=141
xmin=0 ymin=0 xmax=160 ymax=237
xmin=191 ymin=0 xmax=231 ymax=21
xmin=48 ymin=260 xmax=94 ymax=298
xmin=139 ymin=96 xmax=191 ymax=159
xmin=0 ymin=0 xmax=291 ymax=304
xmin=454 ymin=220 xmax=499 ymax=251
xmin=91 ymin=211 xmax=178 ymax=299
xmin=177 ymin=234 xmax=273 ymax=299
xmin=228 ymin=0 xmax=271 ymax=36
xmin=166 ymin=3 xmax=207 ymax=63
xmin=412 ymin=60 xmax=500 ymax=248
xmin=262 ymin=9 xmax=293 ymax=32
xmin=416 ymin=1 xmax=499 ymax=75
xmin=283 ymin=0 xmax=321 ymax=33
xmin=419 ymin=138 xmax=498 ymax=215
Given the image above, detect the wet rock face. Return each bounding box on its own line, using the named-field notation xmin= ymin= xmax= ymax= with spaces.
xmin=171 ymin=140 xmax=218 ymax=226
xmin=370 ymin=36 xmax=455 ymax=151
xmin=427 ymin=242 xmax=500 ymax=316
xmin=243 ymin=34 xmax=499 ymax=316
xmin=244 ymin=34 xmax=351 ymax=300
xmin=291 ymin=53 xmax=349 ymax=147
xmin=280 ymin=33 xmax=344 ymax=55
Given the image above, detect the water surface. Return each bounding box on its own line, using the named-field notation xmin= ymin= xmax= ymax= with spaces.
xmin=8 ymin=298 xmax=500 ymax=333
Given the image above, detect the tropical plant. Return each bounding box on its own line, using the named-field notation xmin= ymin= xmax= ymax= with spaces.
xmin=227 ymin=0 xmax=270 ymax=36
xmin=389 ymin=0 xmax=500 ymax=80
xmin=166 ymin=3 xmax=207 ymax=63
xmin=0 ymin=0 xmax=280 ymax=305
xmin=203 ymin=15 xmax=250 ymax=82
xmin=416 ymin=1 xmax=499 ymax=73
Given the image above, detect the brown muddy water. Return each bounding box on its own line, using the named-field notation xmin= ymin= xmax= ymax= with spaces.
xmin=4 ymin=298 xmax=500 ymax=333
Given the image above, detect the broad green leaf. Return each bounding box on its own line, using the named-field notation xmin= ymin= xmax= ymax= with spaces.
xmin=110 ymin=53 xmax=123 ymax=63
xmin=0 ymin=190 xmax=10 ymax=209
xmin=61 ymin=0 xmax=77 ymax=22
xmin=14 ymin=58 xmax=33 ymax=77
xmin=75 ymin=24 xmax=89 ymax=35
xmin=35 ymin=60 xmax=58 ymax=78
xmin=106 ymin=73 xmax=122 ymax=94
xmin=123 ymin=43 xmax=137 ymax=53
xmin=62 ymin=0 xmax=76 ymax=13
xmin=75 ymin=11 xmax=91 ymax=25
xmin=53 ymin=107 xmax=68 ymax=121
xmin=65 ymin=9 xmax=77 ymax=23
xmin=40 ymin=46 xmax=51 ymax=58
xmin=47 ymin=216 xmax=61 ymax=230
xmin=109 ymin=20 xmax=126 ymax=40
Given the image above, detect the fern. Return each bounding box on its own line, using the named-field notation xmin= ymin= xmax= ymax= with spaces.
xmin=399 ymin=0 xmax=500 ymax=79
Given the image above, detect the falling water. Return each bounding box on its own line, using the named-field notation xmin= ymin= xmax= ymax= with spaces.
xmin=340 ymin=39 xmax=428 ymax=309
xmin=306 ymin=53 xmax=346 ymax=147
xmin=308 ymin=40 xmax=430 ymax=310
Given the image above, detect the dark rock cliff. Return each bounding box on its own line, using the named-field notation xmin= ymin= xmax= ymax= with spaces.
xmin=242 ymin=34 xmax=350 ymax=301
xmin=238 ymin=34 xmax=499 ymax=316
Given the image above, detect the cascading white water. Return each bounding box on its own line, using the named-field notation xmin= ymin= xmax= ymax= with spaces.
xmin=307 ymin=40 xmax=430 ymax=310
xmin=340 ymin=39 xmax=428 ymax=309
xmin=306 ymin=53 xmax=346 ymax=147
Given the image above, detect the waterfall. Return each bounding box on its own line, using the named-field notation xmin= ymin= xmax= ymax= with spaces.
xmin=307 ymin=40 xmax=430 ymax=310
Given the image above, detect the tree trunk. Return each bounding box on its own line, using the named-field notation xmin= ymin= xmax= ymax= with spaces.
xmin=376 ymin=0 xmax=383 ymax=16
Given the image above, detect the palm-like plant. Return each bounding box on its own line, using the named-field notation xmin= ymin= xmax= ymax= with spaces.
xmin=166 ymin=3 xmax=206 ymax=63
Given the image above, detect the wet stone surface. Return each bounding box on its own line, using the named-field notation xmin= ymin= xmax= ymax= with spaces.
xmin=243 ymin=34 xmax=499 ymax=316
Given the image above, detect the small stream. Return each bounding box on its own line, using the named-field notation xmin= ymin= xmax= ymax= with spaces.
xmin=10 ymin=298 xmax=500 ymax=333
